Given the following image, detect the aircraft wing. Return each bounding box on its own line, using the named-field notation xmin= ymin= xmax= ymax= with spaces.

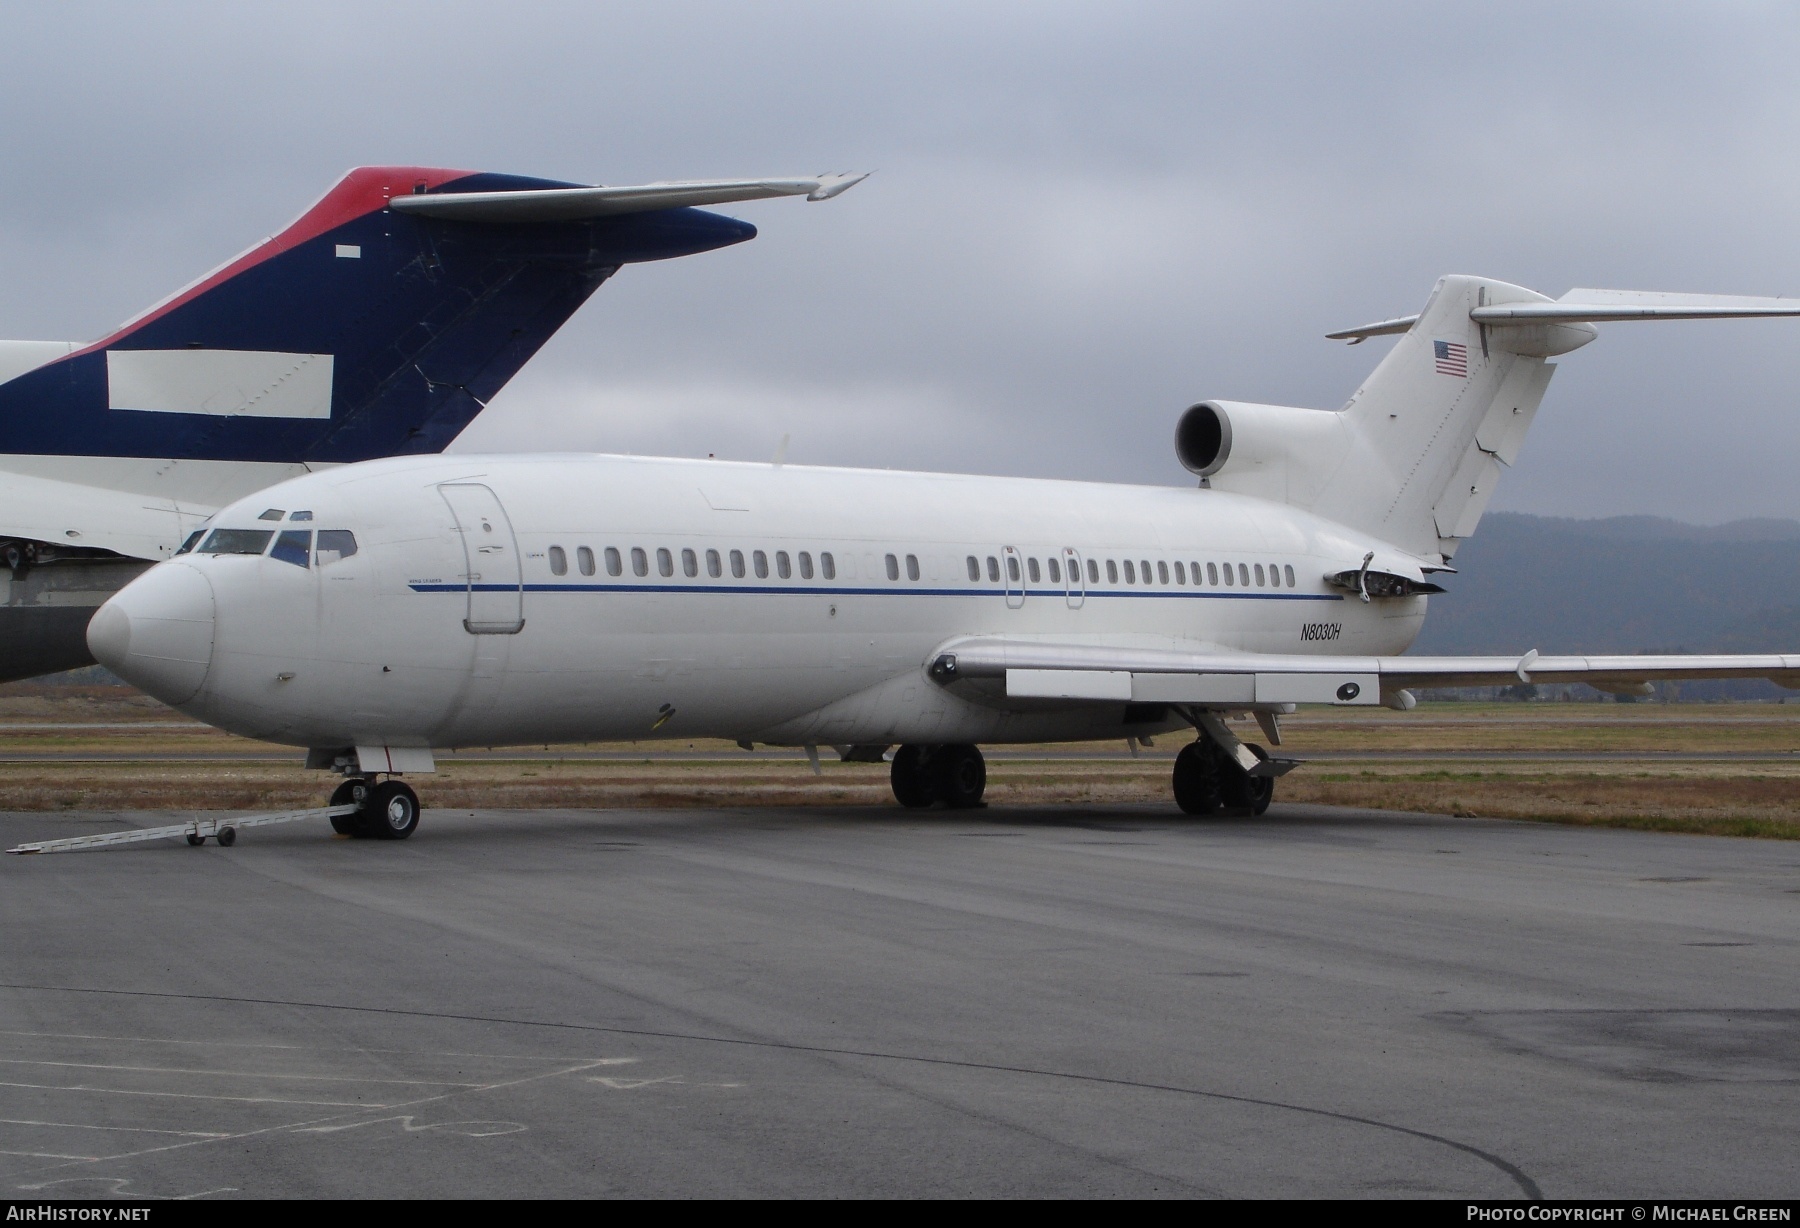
xmin=927 ymin=637 xmax=1800 ymax=705
xmin=387 ymin=173 xmax=869 ymax=223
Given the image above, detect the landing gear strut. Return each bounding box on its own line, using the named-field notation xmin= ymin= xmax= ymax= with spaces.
xmin=329 ymin=777 xmax=421 ymax=839
xmin=890 ymin=744 xmax=987 ymax=809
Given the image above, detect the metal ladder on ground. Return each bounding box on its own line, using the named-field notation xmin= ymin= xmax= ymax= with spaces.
xmin=6 ymin=804 xmax=360 ymax=855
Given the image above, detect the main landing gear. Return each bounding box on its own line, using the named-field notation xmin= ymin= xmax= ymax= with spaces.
xmin=1172 ymin=709 xmax=1294 ymax=817
xmin=890 ymin=744 xmax=987 ymax=810
xmin=329 ymin=777 xmax=422 ymax=840
xmin=1172 ymin=738 xmax=1274 ymax=816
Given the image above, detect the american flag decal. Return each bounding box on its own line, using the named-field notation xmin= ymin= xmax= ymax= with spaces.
xmin=1434 ymin=339 xmax=1469 ymax=377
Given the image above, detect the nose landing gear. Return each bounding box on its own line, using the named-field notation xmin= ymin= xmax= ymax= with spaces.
xmin=329 ymin=777 xmax=421 ymax=839
xmin=890 ymin=744 xmax=987 ymax=809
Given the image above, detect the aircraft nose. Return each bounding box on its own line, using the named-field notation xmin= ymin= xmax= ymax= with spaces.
xmin=88 ymin=562 xmax=216 ymax=705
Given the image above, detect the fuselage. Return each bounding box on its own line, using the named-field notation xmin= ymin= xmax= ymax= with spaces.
xmin=93 ymin=453 xmax=1431 ymax=751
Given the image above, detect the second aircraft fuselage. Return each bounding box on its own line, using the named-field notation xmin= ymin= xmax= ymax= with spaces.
xmin=95 ymin=453 xmax=1431 ymax=751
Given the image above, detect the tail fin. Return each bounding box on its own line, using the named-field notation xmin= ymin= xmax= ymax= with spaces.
xmin=1213 ymin=275 xmax=1800 ymax=562
xmin=1310 ymin=275 xmax=1570 ymax=560
xmin=0 ymin=166 xmax=766 ymax=464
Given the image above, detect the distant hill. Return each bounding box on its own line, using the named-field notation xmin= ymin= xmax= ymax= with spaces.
xmin=1412 ymin=513 xmax=1800 ymax=698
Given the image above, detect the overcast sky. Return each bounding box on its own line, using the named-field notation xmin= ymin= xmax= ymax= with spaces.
xmin=3 ymin=2 xmax=1799 ymax=522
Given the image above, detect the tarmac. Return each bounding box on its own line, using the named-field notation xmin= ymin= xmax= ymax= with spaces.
xmin=0 ymin=801 xmax=1795 ymax=1199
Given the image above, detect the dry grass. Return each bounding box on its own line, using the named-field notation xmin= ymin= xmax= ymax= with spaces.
xmin=3 ymin=682 xmax=1799 ymax=838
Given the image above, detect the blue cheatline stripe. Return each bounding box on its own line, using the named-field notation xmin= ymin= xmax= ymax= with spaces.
xmin=408 ymin=581 xmax=1345 ymax=603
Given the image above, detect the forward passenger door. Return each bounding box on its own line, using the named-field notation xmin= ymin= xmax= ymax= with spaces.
xmin=438 ymin=483 xmax=525 ymax=634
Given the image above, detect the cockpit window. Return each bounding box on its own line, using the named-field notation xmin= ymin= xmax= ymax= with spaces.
xmin=175 ymin=530 xmax=204 ymax=556
xmin=315 ymin=530 xmax=358 ymax=565
xmin=271 ymin=529 xmax=311 ymax=568
xmin=199 ymin=528 xmax=275 ymax=555
xmin=257 ymin=509 xmax=284 ymax=522
xmin=289 ymin=510 xmax=313 ymax=522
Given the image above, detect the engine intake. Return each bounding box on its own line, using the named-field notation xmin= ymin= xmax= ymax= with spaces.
xmin=1175 ymin=402 xmax=1231 ymax=477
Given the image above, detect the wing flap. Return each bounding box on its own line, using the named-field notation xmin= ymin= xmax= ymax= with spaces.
xmin=936 ymin=637 xmax=1800 ymax=705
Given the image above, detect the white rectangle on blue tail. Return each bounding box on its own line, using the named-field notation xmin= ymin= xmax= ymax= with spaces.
xmin=107 ymin=349 xmax=334 ymax=419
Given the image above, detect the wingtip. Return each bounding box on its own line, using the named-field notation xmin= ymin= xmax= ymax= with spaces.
xmin=808 ymin=171 xmax=871 ymax=202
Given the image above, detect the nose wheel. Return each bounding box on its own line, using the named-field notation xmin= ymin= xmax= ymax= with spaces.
xmin=329 ymin=777 xmax=421 ymax=840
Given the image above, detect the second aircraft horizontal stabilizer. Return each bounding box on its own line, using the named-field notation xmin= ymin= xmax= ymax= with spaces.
xmin=1329 ymin=287 xmax=1800 ymax=342
xmin=388 ymin=173 xmax=870 ymax=223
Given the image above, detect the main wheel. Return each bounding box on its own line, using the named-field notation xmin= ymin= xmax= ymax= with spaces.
xmin=890 ymin=745 xmax=933 ymax=808
xmin=329 ymin=778 xmax=369 ymax=835
xmin=366 ymin=780 xmax=421 ymax=840
xmin=1219 ymin=742 xmax=1275 ymax=816
xmin=1172 ymin=740 xmax=1224 ymax=815
xmin=928 ymin=744 xmax=986 ymax=809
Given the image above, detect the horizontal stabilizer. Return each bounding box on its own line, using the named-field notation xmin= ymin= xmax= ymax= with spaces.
xmin=389 ymin=173 xmax=869 ymax=223
xmin=1474 ymin=288 xmax=1800 ymax=325
xmin=1330 ymin=287 xmax=1800 ymax=341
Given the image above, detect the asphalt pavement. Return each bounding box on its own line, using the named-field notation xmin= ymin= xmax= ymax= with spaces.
xmin=0 ymin=801 xmax=1795 ymax=1198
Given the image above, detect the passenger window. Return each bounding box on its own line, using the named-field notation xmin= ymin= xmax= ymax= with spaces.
xmin=730 ymin=549 xmax=746 ymax=579
xmin=1174 ymin=561 xmax=1186 ymax=584
xmin=1123 ymin=560 xmax=1136 ymax=584
xmin=315 ymin=530 xmax=357 ymax=565
xmin=1222 ymin=562 xmax=1234 ymax=586
xmin=966 ymin=555 xmax=979 ymax=581
xmin=885 ymin=553 xmax=899 ymax=581
xmin=706 ymin=548 xmax=722 ymax=578
xmin=906 ymin=555 xmax=919 ymax=581
xmin=1106 ymin=560 xmax=1118 ymax=583
xmin=1026 ymin=557 xmax=1040 ymax=584
xmin=548 ymin=546 xmax=567 ymax=576
xmin=200 ymin=528 xmax=275 ymax=555
xmin=631 ymin=547 xmax=648 ymax=577
xmin=1158 ymin=561 xmax=1169 ymax=585
xmin=657 ymin=547 xmax=674 ymax=578
xmin=1207 ymin=562 xmax=1218 ymax=585
xmin=754 ymin=550 xmax=769 ymax=579
xmin=1255 ymin=564 xmax=1265 ymax=587
xmin=1087 ymin=558 xmax=1099 ymax=584
xmin=1047 ymin=557 xmax=1061 ymax=584
xmin=682 ymin=548 xmax=698 ymax=578
xmin=605 ymin=547 xmax=623 ymax=577
xmin=987 ymin=556 xmax=1000 ymax=583
xmin=1284 ymin=564 xmax=1296 ymax=587
xmin=577 ymin=546 xmax=595 ymax=576
xmin=821 ymin=552 xmax=836 ymax=580
xmin=1141 ymin=560 xmax=1152 ymax=583
xmin=271 ymin=529 xmax=311 ymax=568
xmin=776 ymin=551 xmax=791 ymax=579
xmin=1006 ymin=555 xmax=1021 ymax=583
xmin=1239 ymin=563 xmax=1250 ymax=586
xmin=175 ymin=530 xmax=204 ymax=556
xmin=800 ymin=551 xmax=814 ymax=580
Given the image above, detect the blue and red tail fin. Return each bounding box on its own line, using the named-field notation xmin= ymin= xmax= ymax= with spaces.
xmin=0 ymin=166 xmax=756 ymax=463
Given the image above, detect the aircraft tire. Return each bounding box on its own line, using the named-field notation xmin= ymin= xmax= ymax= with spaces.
xmin=1172 ymin=740 xmax=1224 ymax=815
xmin=929 ymin=744 xmax=986 ymax=809
xmin=891 ymin=745 xmax=934 ymax=808
xmin=1218 ymin=743 xmax=1275 ymax=816
xmin=330 ymin=778 xmax=370 ymax=835
xmin=366 ymin=781 xmax=421 ymax=840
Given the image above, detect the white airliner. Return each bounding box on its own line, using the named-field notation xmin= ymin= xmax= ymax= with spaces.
xmin=87 ymin=274 xmax=1800 ymax=838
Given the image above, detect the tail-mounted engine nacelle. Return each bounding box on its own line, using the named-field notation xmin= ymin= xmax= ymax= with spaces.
xmin=1175 ymin=401 xmax=1349 ymax=501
